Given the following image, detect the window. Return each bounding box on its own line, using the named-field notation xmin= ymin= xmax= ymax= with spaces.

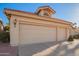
xmin=44 ymin=12 xmax=49 ymax=16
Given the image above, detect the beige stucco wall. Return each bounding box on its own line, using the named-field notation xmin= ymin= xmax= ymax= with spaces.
xmin=10 ymin=15 xmax=20 ymax=46
xmin=18 ymin=16 xmax=69 ymax=28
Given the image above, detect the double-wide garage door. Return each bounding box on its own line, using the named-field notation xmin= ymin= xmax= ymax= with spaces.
xmin=19 ymin=24 xmax=56 ymax=45
xmin=19 ymin=24 xmax=66 ymax=45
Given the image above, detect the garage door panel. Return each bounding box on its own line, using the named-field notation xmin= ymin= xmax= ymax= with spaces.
xmin=58 ymin=28 xmax=66 ymax=41
xmin=20 ymin=24 xmax=56 ymax=45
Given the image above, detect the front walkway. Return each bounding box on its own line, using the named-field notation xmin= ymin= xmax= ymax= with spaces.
xmin=33 ymin=39 xmax=79 ymax=56
xmin=0 ymin=43 xmax=17 ymax=56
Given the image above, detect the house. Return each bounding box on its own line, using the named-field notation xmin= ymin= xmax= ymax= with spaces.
xmin=0 ymin=20 xmax=4 ymax=32
xmin=4 ymin=6 xmax=75 ymax=55
xmin=4 ymin=6 xmax=75 ymax=46
xmin=74 ymin=27 xmax=79 ymax=35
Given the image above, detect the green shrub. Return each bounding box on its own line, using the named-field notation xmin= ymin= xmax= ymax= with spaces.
xmin=73 ymin=34 xmax=79 ymax=39
xmin=68 ymin=35 xmax=74 ymax=42
xmin=0 ymin=32 xmax=10 ymax=43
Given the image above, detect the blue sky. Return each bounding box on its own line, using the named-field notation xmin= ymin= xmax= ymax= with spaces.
xmin=0 ymin=3 xmax=79 ymax=26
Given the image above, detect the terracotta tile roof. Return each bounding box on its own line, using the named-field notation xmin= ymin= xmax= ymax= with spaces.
xmin=35 ymin=6 xmax=56 ymax=14
xmin=4 ymin=8 xmax=36 ymax=15
xmin=4 ymin=8 xmax=73 ymax=25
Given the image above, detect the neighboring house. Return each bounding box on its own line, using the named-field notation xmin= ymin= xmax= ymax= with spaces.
xmin=4 ymin=6 xmax=74 ymax=47
xmin=0 ymin=20 xmax=4 ymax=32
xmin=74 ymin=27 xmax=79 ymax=35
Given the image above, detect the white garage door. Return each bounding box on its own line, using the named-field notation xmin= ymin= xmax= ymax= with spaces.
xmin=19 ymin=24 xmax=56 ymax=45
xmin=57 ymin=27 xmax=66 ymax=41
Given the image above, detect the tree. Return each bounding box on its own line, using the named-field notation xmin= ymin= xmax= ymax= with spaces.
xmin=0 ymin=20 xmax=3 ymax=24
xmin=0 ymin=20 xmax=4 ymax=31
xmin=4 ymin=25 xmax=10 ymax=32
xmin=4 ymin=22 xmax=10 ymax=32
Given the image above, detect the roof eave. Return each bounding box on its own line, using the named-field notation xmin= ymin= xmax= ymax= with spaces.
xmin=4 ymin=8 xmax=72 ymax=26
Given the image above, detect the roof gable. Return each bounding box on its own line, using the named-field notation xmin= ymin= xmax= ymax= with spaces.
xmin=36 ymin=6 xmax=56 ymax=17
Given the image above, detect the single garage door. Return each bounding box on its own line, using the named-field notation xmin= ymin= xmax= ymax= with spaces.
xmin=19 ymin=24 xmax=56 ymax=45
xmin=57 ymin=27 xmax=66 ymax=41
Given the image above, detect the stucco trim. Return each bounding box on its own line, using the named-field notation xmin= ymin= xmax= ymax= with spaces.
xmin=17 ymin=15 xmax=72 ymax=26
xmin=56 ymin=27 xmax=58 ymax=41
xmin=19 ymin=20 xmax=68 ymax=28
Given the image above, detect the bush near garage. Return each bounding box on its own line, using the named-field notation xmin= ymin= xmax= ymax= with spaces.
xmin=73 ymin=34 xmax=79 ymax=39
xmin=4 ymin=25 xmax=10 ymax=32
xmin=0 ymin=32 xmax=10 ymax=43
xmin=68 ymin=35 xmax=74 ymax=42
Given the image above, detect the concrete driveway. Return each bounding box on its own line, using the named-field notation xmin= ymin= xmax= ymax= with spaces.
xmin=1 ymin=39 xmax=79 ymax=56
xmin=33 ymin=39 xmax=79 ymax=56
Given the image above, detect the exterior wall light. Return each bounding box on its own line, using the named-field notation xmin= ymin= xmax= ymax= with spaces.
xmin=14 ymin=19 xmax=17 ymax=27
